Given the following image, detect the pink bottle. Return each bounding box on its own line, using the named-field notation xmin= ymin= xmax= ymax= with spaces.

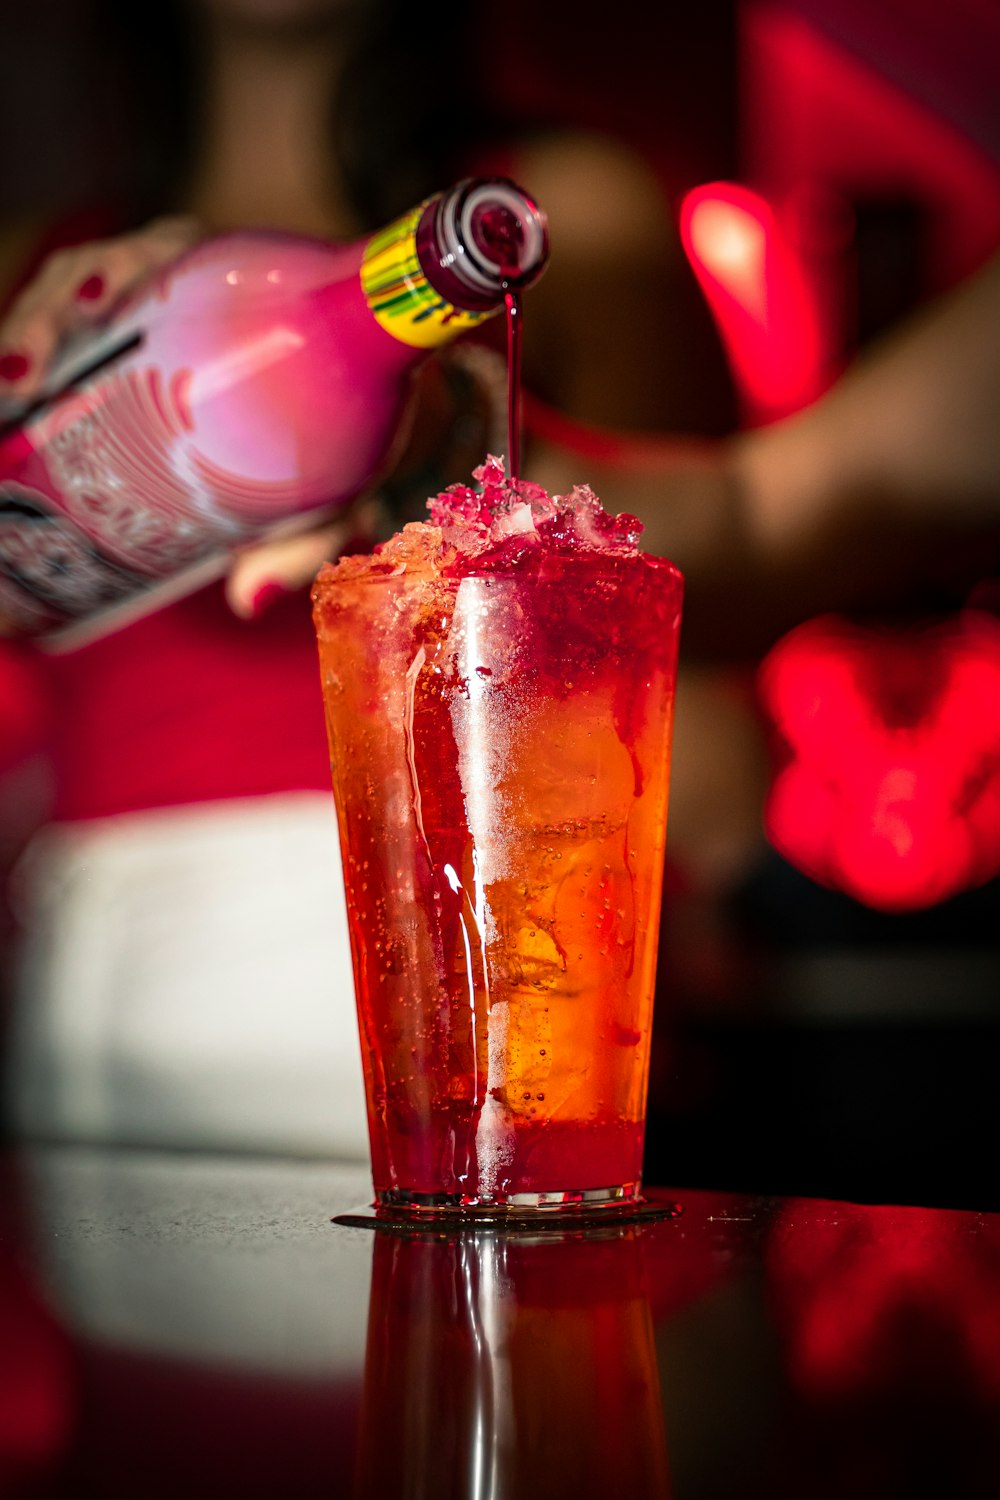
xmin=0 ymin=178 xmax=548 ymax=647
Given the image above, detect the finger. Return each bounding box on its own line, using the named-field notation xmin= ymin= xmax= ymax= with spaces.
xmin=224 ymin=520 xmax=359 ymax=620
xmin=0 ymin=218 xmax=202 ymax=403
xmin=225 ymin=495 xmax=386 ymax=619
xmin=110 ymin=216 xmax=202 ymax=289
xmin=4 ymin=218 xmax=201 ymax=332
xmin=0 ymin=245 xmax=95 ymax=400
xmin=58 ymin=218 xmax=201 ymax=327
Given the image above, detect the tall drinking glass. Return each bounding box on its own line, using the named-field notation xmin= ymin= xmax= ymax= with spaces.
xmin=313 ymin=537 xmax=682 ymax=1218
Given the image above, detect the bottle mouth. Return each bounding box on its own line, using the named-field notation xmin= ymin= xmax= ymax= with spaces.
xmin=420 ymin=178 xmax=549 ymax=311
xmin=450 ymin=179 xmax=549 ymax=290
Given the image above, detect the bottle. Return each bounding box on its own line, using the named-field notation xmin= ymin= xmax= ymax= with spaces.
xmin=0 ymin=178 xmax=548 ymax=648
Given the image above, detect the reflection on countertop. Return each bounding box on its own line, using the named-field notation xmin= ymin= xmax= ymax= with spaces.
xmin=1 ymin=1145 xmax=998 ymax=1498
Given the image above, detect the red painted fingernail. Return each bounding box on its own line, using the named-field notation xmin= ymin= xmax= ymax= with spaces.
xmin=250 ymin=580 xmax=289 ymax=618
xmin=0 ymin=351 xmax=31 ymax=381
xmin=75 ymin=273 xmax=106 ymax=302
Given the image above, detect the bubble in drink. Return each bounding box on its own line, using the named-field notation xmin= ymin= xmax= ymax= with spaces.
xmin=313 ymin=458 xmax=683 ymax=1211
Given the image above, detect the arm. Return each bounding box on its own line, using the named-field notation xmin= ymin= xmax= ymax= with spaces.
xmin=566 ymin=252 xmax=1000 ymax=653
xmin=737 ymin=251 xmax=1000 ymax=558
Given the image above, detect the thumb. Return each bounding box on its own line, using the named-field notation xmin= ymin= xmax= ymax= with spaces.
xmin=224 ymin=498 xmax=385 ymax=619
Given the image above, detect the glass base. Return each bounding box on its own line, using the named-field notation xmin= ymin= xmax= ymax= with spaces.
xmin=332 ymin=1185 xmax=683 ymax=1235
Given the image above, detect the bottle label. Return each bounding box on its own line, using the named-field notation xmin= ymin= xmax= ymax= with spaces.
xmin=362 ymin=204 xmax=488 ymax=349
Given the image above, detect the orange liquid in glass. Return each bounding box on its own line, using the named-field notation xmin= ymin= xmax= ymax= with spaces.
xmin=314 ymin=547 xmax=681 ymax=1207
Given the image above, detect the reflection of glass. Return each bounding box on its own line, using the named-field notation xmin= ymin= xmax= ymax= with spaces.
xmin=354 ymin=1228 xmax=671 ymax=1499
xmin=314 ymin=549 xmax=682 ymax=1217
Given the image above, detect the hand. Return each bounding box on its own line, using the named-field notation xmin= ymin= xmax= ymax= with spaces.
xmin=0 ymin=214 xmax=366 ymax=629
xmin=224 ymin=496 xmax=386 ymax=619
xmin=0 ymin=217 xmax=205 ymax=638
xmin=0 ymin=216 xmax=203 ymax=405
xmin=230 ymin=348 xmax=507 ymax=619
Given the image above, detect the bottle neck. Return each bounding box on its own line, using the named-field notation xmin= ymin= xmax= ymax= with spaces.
xmin=360 ymin=179 xmax=548 ymax=351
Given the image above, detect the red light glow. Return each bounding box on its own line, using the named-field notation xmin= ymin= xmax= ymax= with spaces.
xmin=758 ymin=612 xmax=1000 ymax=911
xmin=680 ymin=182 xmax=829 ymax=424
xmin=0 ymin=1251 xmax=75 ymax=1480
xmin=767 ymin=1199 xmax=1000 ymax=1403
xmin=741 ymin=4 xmax=1000 ymax=294
xmin=0 ymin=642 xmax=51 ymax=772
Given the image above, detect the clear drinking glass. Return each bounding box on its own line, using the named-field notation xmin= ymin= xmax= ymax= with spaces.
xmin=313 ymin=543 xmax=682 ymax=1220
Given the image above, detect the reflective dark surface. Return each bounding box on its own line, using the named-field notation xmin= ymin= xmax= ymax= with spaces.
xmin=1 ymin=1146 xmax=999 ymax=1498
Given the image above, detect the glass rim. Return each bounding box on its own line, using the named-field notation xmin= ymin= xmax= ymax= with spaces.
xmin=312 ymin=548 xmax=684 ymax=599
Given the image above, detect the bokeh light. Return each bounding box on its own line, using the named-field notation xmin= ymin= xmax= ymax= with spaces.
xmin=759 ymin=611 xmax=1000 ymax=911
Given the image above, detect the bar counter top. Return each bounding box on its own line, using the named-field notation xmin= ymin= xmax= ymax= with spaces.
xmin=1 ymin=1145 xmax=998 ymax=1498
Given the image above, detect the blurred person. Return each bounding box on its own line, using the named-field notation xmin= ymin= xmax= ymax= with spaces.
xmin=0 ymin=0 xmax=693 ymax=1153
xmin=537 ymin=247 xmax=1000 ymax=899
xmin=623 ymin=245 xmax=1000 ymax=1203
xmin=534 ymin=246 xmax=1000 ymax=647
